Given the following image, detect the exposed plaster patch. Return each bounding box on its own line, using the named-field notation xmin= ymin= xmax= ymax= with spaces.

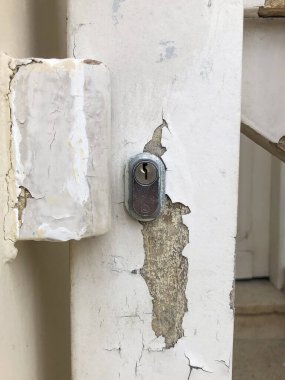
xmin=143 ymin=120 xmax=167 ymax=157
xmin=16 ymin=186 xmax=33 ymax=226
xmin=230 ymin=290 xmax=234 ymax=310
xmin=229 ymin=280 xmax=235 ymax=311
xmin=3 ymin=60 xmax=38 ymax=251
xmin=4 ymin=59 xmax=40 ymax=239
xmin=84 ymin=59 xmax=102 ymax=65
xmin=140 ymin=120 xmax=190 ymax=349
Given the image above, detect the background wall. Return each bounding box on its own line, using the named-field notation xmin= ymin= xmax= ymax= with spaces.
xmin=237 ymin=17 xmax=285 ymax=288
xmin=0 ymin=1 xmax=70 ymax=379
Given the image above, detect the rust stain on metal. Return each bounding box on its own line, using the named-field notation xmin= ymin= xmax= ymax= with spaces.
xmin=140 ymin=120 xmax=190 ymax=348
xmin=83 ymin=59 xmax=102 ymax=65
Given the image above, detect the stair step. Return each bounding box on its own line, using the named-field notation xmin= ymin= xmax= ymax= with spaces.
xmin=235 ymin=279 xmax=285 ymax=315
xmin=234 ymin=280 xmax=285 ymax=339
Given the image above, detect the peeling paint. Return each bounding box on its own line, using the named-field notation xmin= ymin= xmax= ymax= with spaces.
xmin=140 ymin=120 xmax=190 ymax=349
xmin=15 ymin=186 xmax=32 ymax=226
xmin=143 ymin=120 xmax=167 ymax=157
xmin=83 ymin=59 xmax=102 ymax=65
xmin=5 ymin=56 xmax=111 ymax=241
xmin=229 ymin=286 xmax=235 ymax=311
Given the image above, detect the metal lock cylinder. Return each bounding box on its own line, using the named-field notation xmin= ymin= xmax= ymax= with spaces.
xmin=125 ymin=153 xmax=166 ymax=221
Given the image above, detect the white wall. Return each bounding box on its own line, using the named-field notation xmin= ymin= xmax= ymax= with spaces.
xmin=238 ymin=18 xmax=285 ymax=287
xmin=236 ymin=134 xmax=271 ymax=279
xmin=0 ymin=2 xmax=70 ymax=379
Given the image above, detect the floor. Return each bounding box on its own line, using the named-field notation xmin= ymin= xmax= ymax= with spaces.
xmin=233 ymin=280 xmax=285 ymax=380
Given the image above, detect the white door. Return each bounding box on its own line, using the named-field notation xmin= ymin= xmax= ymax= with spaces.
xmin=67 ymin=1 xmax=244 ymax=379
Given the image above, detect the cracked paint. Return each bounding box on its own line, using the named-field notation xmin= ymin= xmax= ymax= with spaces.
xmin=3 ymin=55 xmax=111 ymax=242
xmin=67 ymin=0 xmax=242 ymax=377
xmin=140 ymin=120 xmax=190 ymax=349
xmin=185 ymin=354 xmax=213 ymax=378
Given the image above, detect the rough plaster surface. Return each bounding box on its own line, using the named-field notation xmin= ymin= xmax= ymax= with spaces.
xmin=5 ymin=57 xmax=111 ymax=241
xmin=141 ymin=197 xmax=190 ymax=348
xmin=68 ymin=0 xmax=243 ymax=379
xmin=141 ymin=122 xmax=190 ymax=349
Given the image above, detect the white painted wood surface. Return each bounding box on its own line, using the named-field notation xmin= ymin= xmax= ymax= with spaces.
xmin=68 ymin=1 xmax=243 ymax=379
xmin=6 ymin=57 xmax=111 ymax=242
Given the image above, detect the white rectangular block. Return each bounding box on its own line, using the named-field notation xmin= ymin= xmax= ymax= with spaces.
xmin=8 ymin=57 xmax=111 ymax=241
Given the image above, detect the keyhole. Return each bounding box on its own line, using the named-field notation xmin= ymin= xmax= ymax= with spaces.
xmin=134 ymin=161 xmax=158 ymax=185
xmin=142 ymin=162 xmax=148 ymax=180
